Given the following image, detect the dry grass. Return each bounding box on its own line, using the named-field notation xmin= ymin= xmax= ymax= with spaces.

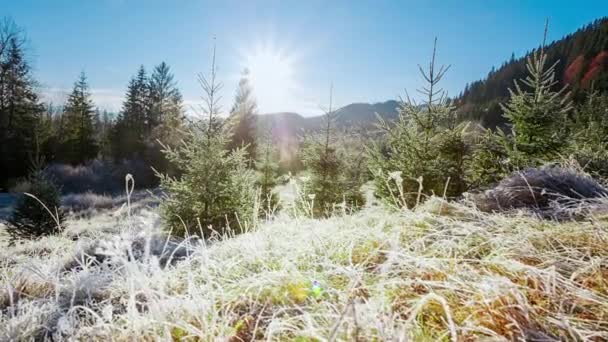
xmin=1 ymin=196 xmax=607 ymax=341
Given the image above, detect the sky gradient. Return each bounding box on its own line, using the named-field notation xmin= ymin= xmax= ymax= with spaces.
xmin=3 ymin=0 xmax=608 ymax=115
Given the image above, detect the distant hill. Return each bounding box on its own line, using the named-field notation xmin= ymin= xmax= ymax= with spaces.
xmin=457 ymin=17 xmax=608 ymax=127
xmin=255 ymin=100 xmax=399 ymax=170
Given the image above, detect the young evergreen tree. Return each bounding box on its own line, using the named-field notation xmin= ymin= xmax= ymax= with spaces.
xmin=61 ymin=72 xmax=98 ymax=165
xmin=300 ymin=86 xmax=365 ymax=217
xmin=227 ymin=68 xmax=257 ymax=162
xmin=157 ymin=44 xmax=257 ymax=238
xmin=467 ymin=23 xmax=575 ymax=188
xmin=6 ymin=158 xmax=65 ymax=242
xmin=0 ymin=19 xmax=44 ymax=186
xmin=255 ymin=124 xmax=280 ymax=214
xmin=500 ymin=23 xmax=573 ymax=165
xmin=368 ymin=39 xmax=469 ymax=207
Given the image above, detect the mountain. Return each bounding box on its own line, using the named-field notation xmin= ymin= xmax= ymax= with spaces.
xmin=255 ymin=100 xmax=399 ymax=170
xmin=457 ymin=17 xmax=608 ymax=128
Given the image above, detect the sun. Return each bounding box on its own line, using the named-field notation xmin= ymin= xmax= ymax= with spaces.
xmin=242 ymin=43 xmax=296 ymax=113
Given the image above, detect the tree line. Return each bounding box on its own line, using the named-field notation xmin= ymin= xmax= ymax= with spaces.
xmin=0 ymin=18 xmax=257 ymax=191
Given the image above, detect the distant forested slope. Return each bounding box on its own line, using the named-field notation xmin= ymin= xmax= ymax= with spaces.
xmin=457 ymin=17 xmax=608 ymax=127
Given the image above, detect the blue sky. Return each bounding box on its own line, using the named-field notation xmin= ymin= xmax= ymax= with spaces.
xmin=3 ymin=0 xmax=608 ymax=115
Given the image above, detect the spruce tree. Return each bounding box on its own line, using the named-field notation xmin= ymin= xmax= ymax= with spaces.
xmin=227 ymin=68 xmax=257 ymax=162
xmin=255 ymin=124 xmax=280 ymax=214
xmin=61 ymin=72 xmax=98 ymax=165
xmin=0 ymin=19 xmax=44 ymax=185
xmin=111 ymin=66 xmax=149 ymax=160
xmin=500 ymin=23 xmax=572 ymax=165
xmin=368 ymin=39 xmax=468 ymax=207
xmin=147 ymin=62 xmax=184 ymax=175
xmin=147 ymin=62 xmax=182 ymax=133
xmin=157 ymin=44 xmax=257 ymax=238
xmin=300 ymin=86 xmax=365 ymax=217
xmin=6 ymin=158 xmax=65 ymax=242
xmin=569 ymin=89 xmax=608 ymax=178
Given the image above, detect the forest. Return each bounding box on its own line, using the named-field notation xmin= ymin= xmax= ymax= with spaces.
xmin=1 ymin=13 xmax=608 ymax=341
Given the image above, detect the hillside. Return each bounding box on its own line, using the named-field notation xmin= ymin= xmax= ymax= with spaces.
xmin=2 ymin=196 xmax=607 ymax=340
xmin=256 ymin=100 xmax=399 ymax=169
xmin=458 ymin=17 xmax=608 ymax=127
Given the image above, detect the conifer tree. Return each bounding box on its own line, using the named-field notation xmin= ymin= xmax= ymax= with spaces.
xmin=500 ymin=23 xmax=572 ymax=165
xmin=6 ymin=156 xmax=65 ymax=242
xmin=157 ymin=44 xmax=256 ymax=238
xmin=369 ymin=39 xmax=468 ymax=207
xmin=147 ymin=62 xmax=182 ymax=133
xmin=111 ymin=66 xmax=149 ymax=160
xmin=255 ymin=124 xmax=280 ymax=214
xmin=569 ymin=89 xmax=608 ymax=178
xmin=0 ymin=19 xmax=44 ymax=185
xmin=61 ymin=72 xmax=98 ymax=164
xmin=227 ymin=68 xmax=257 ymax=162
xmin=467 ymin=23 xmax=576 ymax=188
xmin=300 ymin=86 xmax=365 ymax=217
xmin=147 ymin=62 xmax=184 ymax=174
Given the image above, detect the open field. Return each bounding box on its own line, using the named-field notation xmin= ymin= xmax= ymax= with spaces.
xmin=1 ymin=197 xmax=607 ymax=341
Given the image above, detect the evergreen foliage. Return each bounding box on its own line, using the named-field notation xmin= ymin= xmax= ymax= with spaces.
xmin=6 ymin=167 xmax=65 ymax=242
xmin=111 ymin=66 xmax=149 ymax=161
xmin=300 ymin=86 xmax=365 ymax=217
xmin=147 ymin=62 xmax=182 ymax=133
xmin=110 ymin=63 xmax=184 ymax=180
xmin=0 ymin=19 xmax=45 ymax=187
xmin=465 ymin=127 xmax=511 ymax=188
xmin=458 ymin=17 xmax=608 ymax=127
xmin=227 ymin=68 xmax=257 ymax=162
xmin=500 ymin=27 xmax=573 ymax=164
xmin=157 ymin=45 xmax=257 ymax=238
xmin=369 ymin=40 xmax=469 ymax=207
xmin=61 ymin=72 xmax=99 ymax=165
xmin=568 ymin=89 xmax=608 ymax=178
xmin=467 ymin=24 xmax=575 ymax=188
xmin=255 ymin=125 xmax=280 ymax=214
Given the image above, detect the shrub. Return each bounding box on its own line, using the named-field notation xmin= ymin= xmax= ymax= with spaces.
xmin=43 ymin=158 xmax=157 ymax=195
xmin=6 ymin=171 xmax=66 ymax=241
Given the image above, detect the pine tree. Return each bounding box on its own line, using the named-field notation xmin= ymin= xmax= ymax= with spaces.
xmin=369 ymin=39 xmax=469 ymax=207
xmin=0 ymin=19 xmax=44 ymax=186
xmin=157 ymin=44 xmax=257 ymax=238
xmin=227 ymin=68 xmax=257 ymax=162
xmin=61 ymin=72 xmax=98 ymax=165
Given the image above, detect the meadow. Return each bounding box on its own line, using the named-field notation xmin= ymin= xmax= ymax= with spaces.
xmin=1 ymin=188 xmax=607 ymax=341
